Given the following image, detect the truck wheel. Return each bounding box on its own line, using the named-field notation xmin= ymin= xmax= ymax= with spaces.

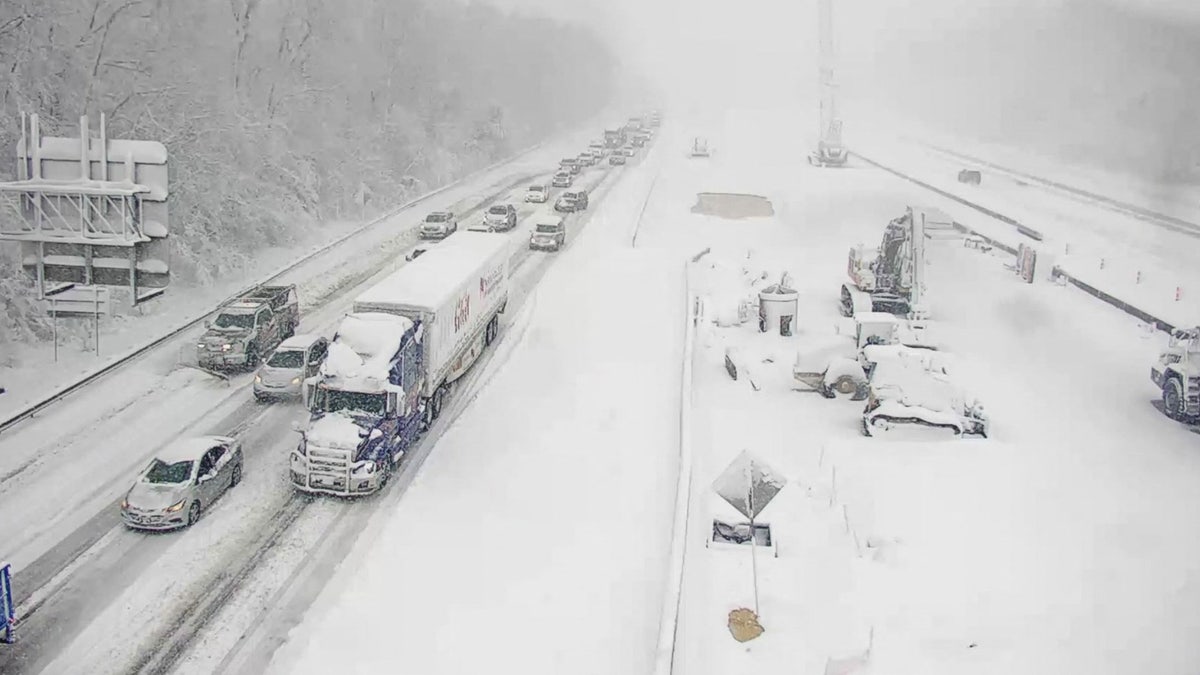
xmin=485 ymin=316 xmax=498 ymax=345
xmin=431 ymin=387 xmax=445 ymax=420
xmin=1164 ymin=379 xmax=1187 ymax=420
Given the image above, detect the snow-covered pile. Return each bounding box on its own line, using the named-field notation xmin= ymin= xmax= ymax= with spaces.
xmin=321 ymin=312 xmax=412 ymax=381
xmin=305 ymin=411 xmax=364 ymax=451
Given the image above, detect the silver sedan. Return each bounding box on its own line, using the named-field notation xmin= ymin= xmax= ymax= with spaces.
xmin=121 ymin=435 xmax=244 ymax=531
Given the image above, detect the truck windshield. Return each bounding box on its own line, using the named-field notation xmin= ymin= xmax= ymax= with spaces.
xmin=324 ymin=389 xmax=386 ymax=416
xmin=214 ymin=313 xmax=255 ymax=329
xmin=145 ymin=459 xmax=193 ymax=484
xmin=267 ymin=349 xmax=305 ymax=368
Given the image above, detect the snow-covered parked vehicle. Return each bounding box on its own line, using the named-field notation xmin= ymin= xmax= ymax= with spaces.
xmin=291 ymin=232 xmax=510 ymax=496
xmin=861 ymin=354 xmax=988 ymax=439
xmin=1151 ymin=326 xmax=1200 ymax=422
xmin=197 ymin=285 xmax=299 ymax=371
xmin=793 ymin=312 xmax=932 ymax=399
xmin=121 ymin=436 xmax=244 ymax=530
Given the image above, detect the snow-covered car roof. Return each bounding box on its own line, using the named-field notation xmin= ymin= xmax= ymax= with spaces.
xmin=533 ymin=213 xmax=564 ymax=227
xmin=156 ymin=435 xmax=232 ymax=463
xmin=278 ymin=333 xmax=324 ymax=351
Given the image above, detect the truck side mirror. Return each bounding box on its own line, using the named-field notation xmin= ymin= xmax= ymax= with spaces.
xmin=304 ymin=384 xmax=315 ymax=411
xmin=386 ymin=392 xmax=398 ymax=415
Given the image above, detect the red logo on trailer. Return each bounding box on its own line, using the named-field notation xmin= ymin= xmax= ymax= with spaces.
xmin=453 ymin=294 xmax=470 ymax=333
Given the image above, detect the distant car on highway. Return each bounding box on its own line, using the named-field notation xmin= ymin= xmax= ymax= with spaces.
xmin=254 ymin=334 xmax=329 ymax=401
xmin=525 ymin=183 xmax=549 ymax=203
xmin=419 ymin=211 xmax=457 ymax=239
xmin=121 ymin=436 xmax=244 ymax=530
xmin=552 ymin=171 xmax=573 ymax=188
xmin=576 ymin=152 xmax=596 ymax=167
xmin=529 ymin=214 xmax=566 ymax=252
xmin=609 ymin=153 xmax=626 ymax=166
xmin=555 ymin=190 xmax=589 ymax=213
xmin=482 ymin=203 xmax=518 ymax=231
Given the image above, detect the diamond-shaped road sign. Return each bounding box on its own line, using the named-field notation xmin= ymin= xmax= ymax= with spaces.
xmin=713 ymin=450 xmax=787 ymax=520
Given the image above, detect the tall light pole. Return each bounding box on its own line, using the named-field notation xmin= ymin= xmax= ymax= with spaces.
xmin=811 ymin=0 xmax=848 ymax=166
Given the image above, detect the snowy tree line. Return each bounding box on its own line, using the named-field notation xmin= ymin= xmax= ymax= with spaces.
xmin=0 ymin=0 xmax=615 ymax=348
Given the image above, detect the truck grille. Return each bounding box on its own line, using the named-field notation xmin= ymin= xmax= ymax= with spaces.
xmin=305 ymin=446 xmax=352 ymax=490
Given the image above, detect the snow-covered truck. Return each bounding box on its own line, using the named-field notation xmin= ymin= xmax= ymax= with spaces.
xmin=290 ymin=232 xmax=510 ymax=496
xmin=197 ymin=285 xmax=299 ymax=371
xmin=1151 ymin=326 xmax=1200 ymax=422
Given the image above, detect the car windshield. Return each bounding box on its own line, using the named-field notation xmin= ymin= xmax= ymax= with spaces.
xmin=425 ymin=213 xmax=449 ymax=222
xmin=267 ymin=349 xmax=305 ymax=368
xmin=324 ymin=389 xmax=386 ymax=416
xmin=213 ymin=312 xmax=254 ymax=329
xmin=536 ymin=224 xmax=560 ymax=233
xmin=527 ymin=185 xmax=544 ymax=192
xmin=144 ymin=459 xmax=194 ymax=484
xmin=488 ymin=206 xmax=508 ymax=215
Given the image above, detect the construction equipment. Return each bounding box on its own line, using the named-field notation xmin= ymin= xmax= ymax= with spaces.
xmin=840 ymin=207 xmax=931 ymax=318
xmin=1151 ymin=327 xmax=1200 ymax=422
xmin=808 ymin=0 xmax=848 ymax=168
xmin=861 ymin=352 xmax=989 ymax=439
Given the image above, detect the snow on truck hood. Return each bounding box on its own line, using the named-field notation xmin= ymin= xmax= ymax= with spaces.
xmin=306 ymin=412 xmax=366 ymax=451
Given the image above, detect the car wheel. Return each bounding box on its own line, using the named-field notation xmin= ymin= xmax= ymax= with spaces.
xmin=187 ymin=501 xmax=201 ymax=526
xmin=231 ymin=462 xmax=242 ymax=488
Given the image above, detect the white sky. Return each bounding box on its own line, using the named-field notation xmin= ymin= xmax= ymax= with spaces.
xmin=481 ymin=0 xmax=1199 ymax=107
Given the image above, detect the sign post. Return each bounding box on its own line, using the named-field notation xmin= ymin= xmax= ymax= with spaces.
xmin=1 ymin=561 xmax=15 ymax=644
xmin=713 ymin=450 xmax=787 ymax=619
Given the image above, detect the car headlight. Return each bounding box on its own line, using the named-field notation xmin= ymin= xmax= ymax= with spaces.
xmin=197 ymin=343 xmax=205 ymax=349
xmin=120 ymin=496 xmax=129 ymax=510
xmin=255 ymin=374 xmax=262 ymax=383
xmin=165 ymin=499 xmax=186 ymax=513
xmin=291 ymin=377 xmax=301 ymax=385
xmin=222 ymin=343 xmax=232 ymax=352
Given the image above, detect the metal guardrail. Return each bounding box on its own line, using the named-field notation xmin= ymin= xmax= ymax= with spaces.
xmin=923 ymin=143 xmax=1200 ymax=239
xmin=651 ymin=253 xmax=704 ymax=675
xmin=0 ymin=141 xmax=548 ymax=435
xmin=851 ymin=151 xmax=1045 ymax=242
xmin=858 ymin=150 xmax=1181 ymax=335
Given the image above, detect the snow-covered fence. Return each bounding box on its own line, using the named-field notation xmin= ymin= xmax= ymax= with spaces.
xmin=651 ymin=255 xmax=702 ymax=675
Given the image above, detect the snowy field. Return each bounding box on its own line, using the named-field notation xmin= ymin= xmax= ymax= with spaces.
xmin=632 ymin=108 xmax=1200 ymax=675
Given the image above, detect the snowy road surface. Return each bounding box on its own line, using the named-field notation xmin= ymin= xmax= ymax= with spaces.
xmin=4 ymin=104 xmax=1199 ymax=674
xmin=265 ymin=144 xmax=683 ymax=675
xmin=0 ymin=128 xmax=632 ymax=674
